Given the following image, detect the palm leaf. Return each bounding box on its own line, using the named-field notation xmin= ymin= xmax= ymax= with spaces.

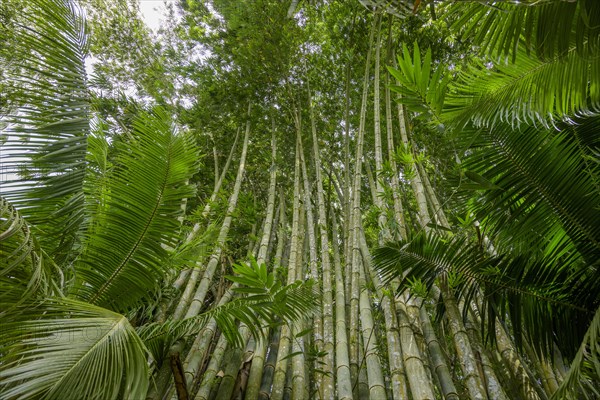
xmin=0 ymin=197 xmax=56 ymax=314
xmin=73 ymin=108 xmax=198 ymax=312
xmin=552 ymin=305 xmax=600 ymax=400
xmin=373 ymin=233 xmax=595 ymax=361
xmin=444 ymin=45 xmax=600 ymax=129
xmin=450 ymin=0 xmax=600 ymax=62
xmin=461 ymin=120 xmax=600 ymax=267
xmin=0 ymin=298 xmax=149 ymax=400
xmin=139 ymin=259 xmax=319 ymax=361
xmin=387 ymin=41 xmax=450 ymax=123
xmin=0 ymin=0 xmax=89 ymax=261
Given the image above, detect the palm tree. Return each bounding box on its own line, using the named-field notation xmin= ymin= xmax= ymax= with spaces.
xmin=375 ymin=1 xmax=600 ymax=398
xmin=0 ymin=1 xmax=317 ymax=399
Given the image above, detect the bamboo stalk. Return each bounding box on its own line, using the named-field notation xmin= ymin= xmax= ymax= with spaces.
xmin=440 ymin=282 xmax=488 ymax=400
xmin=245 ymin=127 xmax=279 ymax=399
xmin=349 ymin=13 xmax=379 ymax=396
xmin=184 ymin=104 xmax=252 ymax=319
xmin=270 ymin=133 xmax=303 ymax=400
xmin=465 ymin=312 xmax=509 ymax=400
xmin=194 ymin=332 xmax=229 ymax=400
xmin=306 ymin=82 xmax=336 ymax=399
xmin=332 ymin=210 xmax=354 ymax=400
xmin=419 ymin=304 xmax=459 ymax=400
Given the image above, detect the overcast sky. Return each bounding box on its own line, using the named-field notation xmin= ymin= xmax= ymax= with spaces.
xmin=138 ymin=0 xmax=178 ymax=31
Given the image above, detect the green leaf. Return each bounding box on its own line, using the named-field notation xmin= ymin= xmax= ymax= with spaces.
xmin=0 ymin=0 xmax=89 ymax=261
xmin=464 ymin=171 xmax=502 ymax=190
xmin=73 ymin=108 xmax=198 ymax=312
xmin=0 ymin=299 xmax=149 ymax=400
xmin=295 ymin=327 xmax=314 ymax=337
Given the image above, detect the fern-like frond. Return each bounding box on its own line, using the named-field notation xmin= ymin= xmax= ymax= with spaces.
xmin=387 ymin=41 xmax=449 ymax=123
xmin=0 ymin=0 xmax=89 ymax=261
xmin=444 ymin=45 xmax=600 ymax=129
xmin=373 ymin=233 xmax=596 ymax=360
xmin=551 ymin=305 xmax=600 ymax=400
xmin=139 ymin=259 xmax=319 ymax=360
xmin=73 ymin=108 xmax=198 ymax=312
xmin=450 ymin=0 xmax=600 ymax=61
xmin=0 ymin=197 xmax=56 ymax=314
xmin=462 ymin=120 xmax=600 ymax=266
xmin=0 ymin=299 xmax=149 ymax=400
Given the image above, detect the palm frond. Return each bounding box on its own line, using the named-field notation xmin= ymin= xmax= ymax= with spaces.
xmin=0 ymin=197 xmax=56 ymax=314
xmin=0 ymin=298 xmax=149 ymax=400
xmin=373 ymin=232 xmax=596 ymax=361
xmin=139 ymin=259 xmax=319 ymax=361
xmin=461 ymin=120 xmax=600 ymax=267
xmin=444 ymin=45 xmax=600 ymax=129
xmin=0 ymin=0 xmax=89 ymax=261
xmin=551 ymin=305 xmax=600 ymax=400
xmin=387 ymin=41 xmax=449 ymax=124
xmin=73 ymin=108 xmax=198 ymax=312
xmin=450 ymin=0 xmax=600 ymax=61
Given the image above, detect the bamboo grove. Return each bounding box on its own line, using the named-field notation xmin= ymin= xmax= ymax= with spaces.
xmin=1 ymin=0 xmax=599 ymax=399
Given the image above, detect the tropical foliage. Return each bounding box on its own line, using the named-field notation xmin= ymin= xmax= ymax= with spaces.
xmin=0 ymin=1 xmax=317 ymax=399
xmin=2 ymin=0 xmax=600 ymax=399
xmin=376 ymin=0 xmax=600 ymax=397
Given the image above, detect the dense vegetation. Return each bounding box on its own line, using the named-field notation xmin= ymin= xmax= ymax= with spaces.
xmin=1 ymin=0 xmax=599 ymax=399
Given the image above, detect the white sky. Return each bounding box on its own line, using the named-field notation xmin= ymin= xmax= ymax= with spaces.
xmin=138 ymin=0 xmax=178 ymax=31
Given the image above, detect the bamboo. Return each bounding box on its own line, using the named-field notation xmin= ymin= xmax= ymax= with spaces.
xmin=184 ymin=104 xmax=251 ymax=319
xmin=307 ymin=83 xmax=336 ymax=399
xmin=349 ymin=13 xmax=379 ymax=396
xmin=245 ymin=127 xmax=278 ymax=399
xmin=331 ymin=210 xmax=354 ymax=400
xmin=157 ymin=126 xmax=240 ymax=324
xmin=358 ymin=256 xmax=387 ymax=399
xmin=440 ymin=282 xmax=488 ymax=400
xmin=392 ymin=58 xmax=430 ymax=231
xmin=270 ymin=133 xmax=303 ymax=400
xmin=372 ymin=12 xmax=390 ymax=242
xmin=194 ymin=332 xmax=229 ymax=400
xmin=359 ymin=228 xmax=409 ymax=400
xmin=465 ymin=315 xmax=509 ymax=400
xmin=418 ymin=162 xmax=450 ymax=229
xmin=419 ymin=305 xmax=459 ymax=400
xmin=183 ymin=287 xmax=235 ymax=393
xmin=298 ymin=128 xmax=322 ymax=399
xmin=384 ymin=15 xmax=407 ymax=241
xmin=259 ymin=327 xmax=282 ymax=400
xmin=396 ymin=295 xmax=436 ymax=399
xmin=214 ymin=326 xmax=252 ymax=400
xmin=290 ymin=201 xmax=308 ymax=400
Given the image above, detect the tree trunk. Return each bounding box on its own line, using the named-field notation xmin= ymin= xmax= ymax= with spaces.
xmin=271 ymin=132 xmax=303 ymax=400
xmin=184 ymin=104 xmax=251 ymax=319
xmin=331 ymin=209 xmax=354 ymax=400
xmin=245 ymin=125 xmax=278 ymax=400
xmin=349 ymin=13 xmax=379 ymax=396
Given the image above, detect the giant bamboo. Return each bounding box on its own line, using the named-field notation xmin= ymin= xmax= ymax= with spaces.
xmin=297 ymin=125 xmax=321 ymax=399
xmin=270 ymin=132 xmax=303 ymax=400
xmin=348 ymin=13 xmax=379 ymax=395
xmin=245 ymin=126 xmax=279 ymax=400
xmin=184 ymin=104 xmax=251 ymax=319
xmin=307 ymin=83 xmax=335 ymax=399
xmin=331 ymin=209 xmax=354 ymax=400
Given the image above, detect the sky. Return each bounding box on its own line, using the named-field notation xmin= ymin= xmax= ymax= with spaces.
xmin=138 ymin=0 xmax=178 ymax=31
